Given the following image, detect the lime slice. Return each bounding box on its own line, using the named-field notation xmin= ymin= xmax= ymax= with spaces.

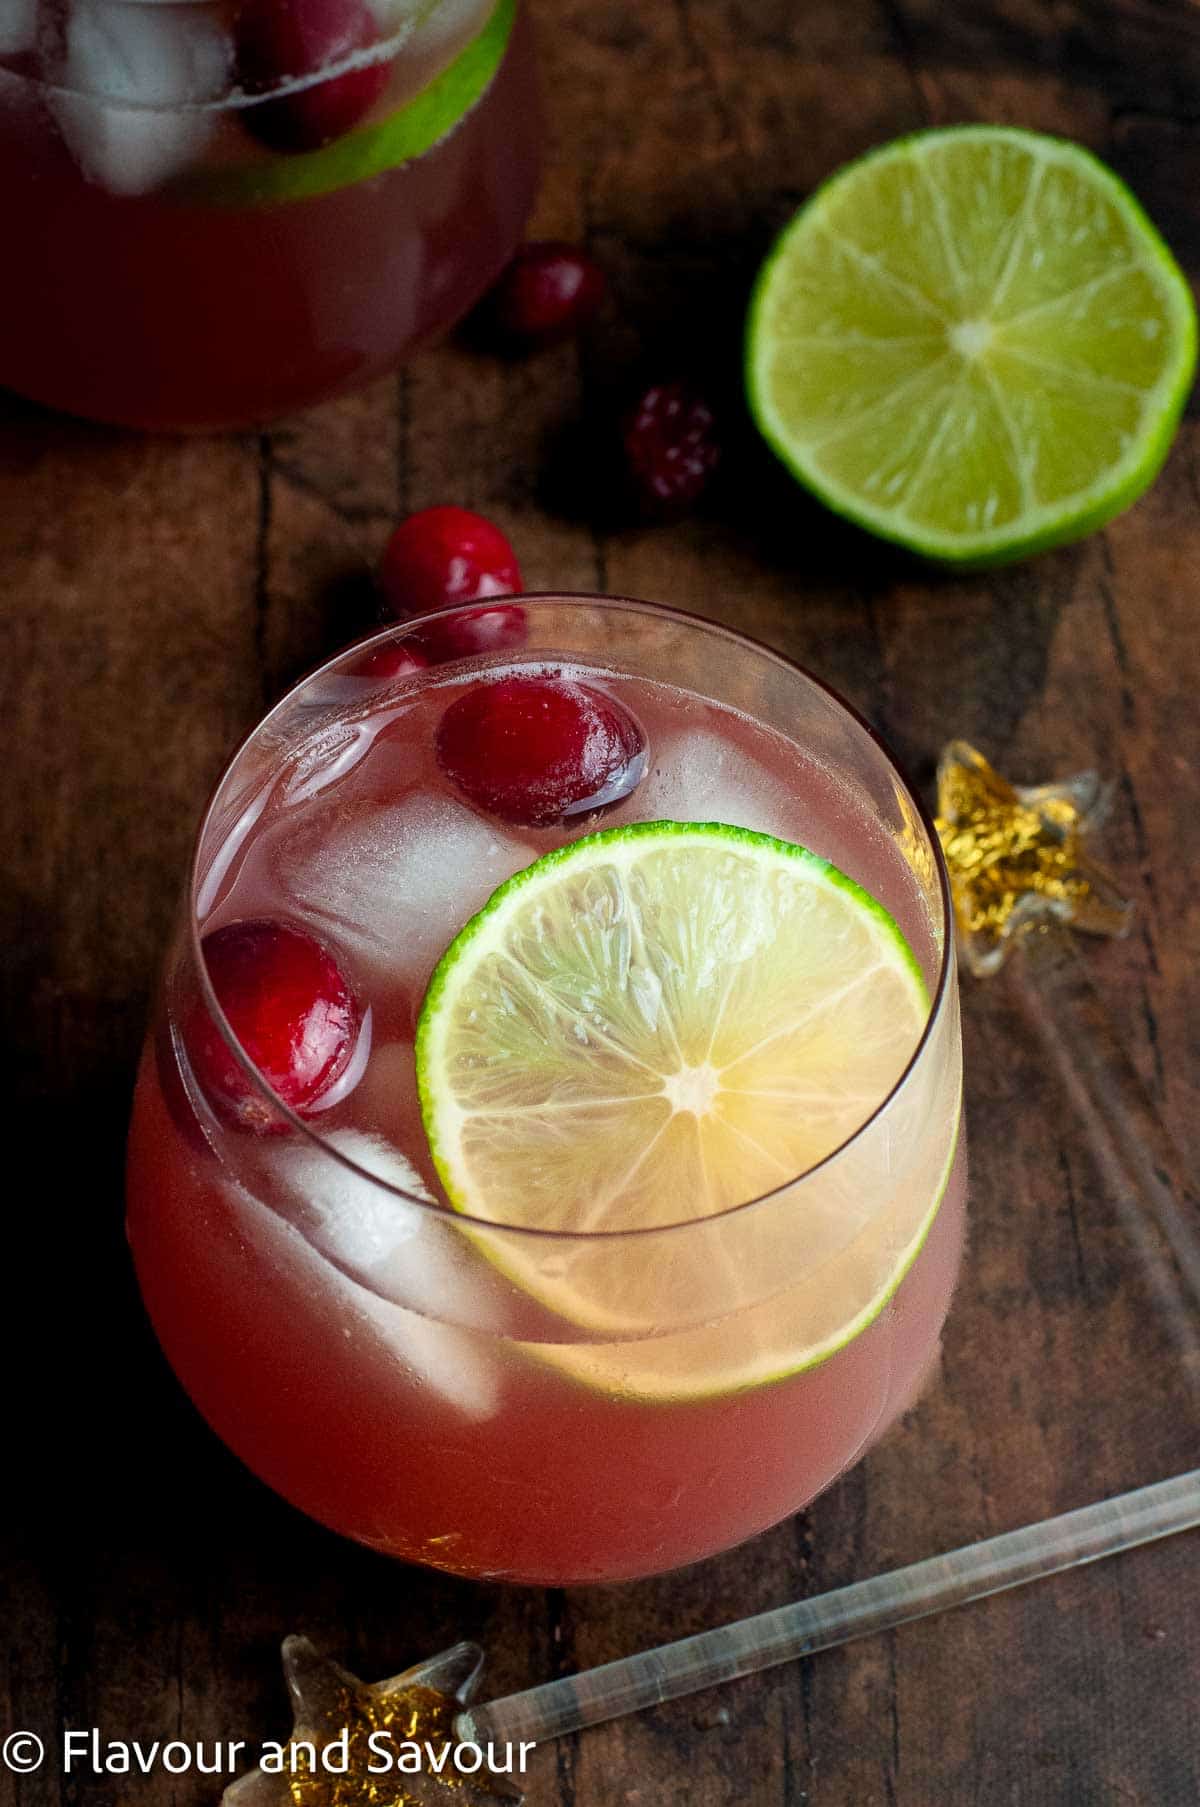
xmin=416 ymin=822 xmax=961 ymax=1401
xmin=746 ymin=126 xmax=1197 ymax=568
xmin=184 ymin=0 xmax=514 ymax=208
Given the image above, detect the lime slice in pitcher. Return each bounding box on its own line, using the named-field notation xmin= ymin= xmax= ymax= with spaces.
xmin=185 ymin=0 xmax=515 ymax=207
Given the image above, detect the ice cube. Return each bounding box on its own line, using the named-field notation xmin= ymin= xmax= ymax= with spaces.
xmin=52 ymin=0 xmax=230 ymax=197
xmin=347 ymin=1037 xmax=441 ymax=1186
xmin=268 ymin=1127 xmax=503 ymax=1417
xmin=362 ymin=0 xmax=419 ymax=39
xmin=277 ymin=717 xmax=384 ymax=809
xmin=369 ymin=0 xmax=488 ymax=51
xmin=633 ymin=729 xmax=801 ymax=839
xmin=279 ymin=1126 xmax=432 ymax=1271
xmin=276 ymin=792 xmax=537 ymax=996
xmin=0 ymin=0 xmax=36 ymax=56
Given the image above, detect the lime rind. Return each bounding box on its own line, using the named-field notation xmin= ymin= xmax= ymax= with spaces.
xmin=185 ymin=0 xmax=515 ymax=208
xmin=745 ymin=125 xmax=1198 ymax=568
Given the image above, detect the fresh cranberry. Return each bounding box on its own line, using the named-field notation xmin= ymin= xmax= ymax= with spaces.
xmin=236 ymin=0 xmax=391 ymax=154
xmin=379 ymin=506 xmax=526 ymax=660
xmin=187 ymin=920 xmax=361 ymax=1132
xmin=350 ymin=639 xmax=429 ymax=683
xmin=484 ymin=242 xmax=606 ymax=350
xmin=436 ymin=674 xmax=648 ymax=827
xmin=623 ymin=381 xmax=721 ymax=512
xmin=413 ymin=603 xmax=528 ymax=661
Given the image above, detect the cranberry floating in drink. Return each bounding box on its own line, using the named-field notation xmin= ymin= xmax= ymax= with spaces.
xmin=126 ymin=597 xmax=965 ymax=1586
xmin=235 ymin=0 xmax=392 ymax=153
xmin=435 ymin=673 xmax=648 ymax=826
xmin=188 ymin=919 xmax=362 ymax=1132
xmin=0 ymin=0 xmax=540 ymax=428
xmin=350 ymin=639 xmax=430 ymax=684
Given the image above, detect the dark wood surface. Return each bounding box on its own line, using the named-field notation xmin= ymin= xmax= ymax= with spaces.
xmin=3 ymin=2 xmax=1199 ymax=1802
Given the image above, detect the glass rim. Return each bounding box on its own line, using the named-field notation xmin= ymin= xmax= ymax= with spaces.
xmin=186 ymin=591 xmax=957 ymax=1243
xmin=8 ymin=0 xmax=495 ymax=112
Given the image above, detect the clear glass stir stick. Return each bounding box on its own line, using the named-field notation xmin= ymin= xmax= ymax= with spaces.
xmin=458 ymin=1471 xmax=1200 ymax=1747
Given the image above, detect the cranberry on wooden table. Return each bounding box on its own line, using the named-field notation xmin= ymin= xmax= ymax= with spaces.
xmin=380 ymin=506 xmax=526 ymax=660
xmin=188 ymin=920 xmax=361 ymax=1132
xmin=436 ymin=673 xmax=648 ymax=828
xmin=623 ymin=380 xmax=721 ymax=513
xmin=484 ymin=242 xmax=607 ymax=350
xmin=236 ymin=0 xmax=392 ymax=153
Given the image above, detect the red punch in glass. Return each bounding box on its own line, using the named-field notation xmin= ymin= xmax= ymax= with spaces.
xmin=126 ymin=597 xmax=965 ymax=1585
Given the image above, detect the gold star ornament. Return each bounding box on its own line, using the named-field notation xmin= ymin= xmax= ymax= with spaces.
xmin=935 ymin=740 xmax=1134 ymax=977
xmin=223 ymin=1636 xmax=524 ymax=1807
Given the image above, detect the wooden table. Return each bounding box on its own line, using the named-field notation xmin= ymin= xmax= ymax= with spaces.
xmin=3 ymin=1 xmax=1199 ymax=1801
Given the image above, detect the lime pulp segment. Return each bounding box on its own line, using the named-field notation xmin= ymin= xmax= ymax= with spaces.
xmin=745 ymin=126 xmax=1198 ymax=566
xmin=530 ymin=1112 xmax=960 ymax=1403
xmin=188 ymin=0 xmax=515 ymax=208
xmin=415 ymin=821 xmax=959 ymax=1400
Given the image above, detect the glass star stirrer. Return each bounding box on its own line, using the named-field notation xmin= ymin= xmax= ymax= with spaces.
xmin=935 ymin=740 xmax=1200 ymax=1314
xmin=224 ymin=744 xmax=1200 ymax=1807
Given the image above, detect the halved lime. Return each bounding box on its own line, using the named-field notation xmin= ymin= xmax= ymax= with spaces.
xmin=183 ymin=0 xmax=514 ymax=208
xmin=415 ymin=822 xmax=961 ymax=1400
xmin=746 ymin=126 xmax=1197 ymax=567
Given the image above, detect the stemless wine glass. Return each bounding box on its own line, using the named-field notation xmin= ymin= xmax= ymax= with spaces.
xmin=0 ymin=0 xmax=539 ymax=428
xmin=125 ymin=597 xmax=965 ymax=1585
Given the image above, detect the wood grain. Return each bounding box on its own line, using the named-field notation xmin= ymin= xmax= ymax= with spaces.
xmin=2 ymin=1 xmax=1198 ymax=1803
